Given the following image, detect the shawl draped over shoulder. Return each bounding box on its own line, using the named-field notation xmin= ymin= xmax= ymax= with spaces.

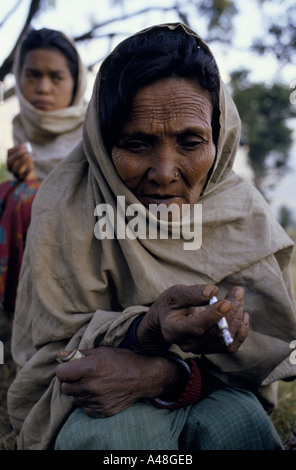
xmin=11 ymin=30 xmax=88 ymax=180
xmin=8 ymin=24 xmax=296 ymax=450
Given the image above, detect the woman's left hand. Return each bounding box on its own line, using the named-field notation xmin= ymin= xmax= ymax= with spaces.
xmin=7 ymin=143 xmax=38 ymax=181
xmin=56 ymin=346 xmax=182 ymax=417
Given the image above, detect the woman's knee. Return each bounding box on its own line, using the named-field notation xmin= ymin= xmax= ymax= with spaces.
xmin=179 ymin=388 xmax=283 ymax=450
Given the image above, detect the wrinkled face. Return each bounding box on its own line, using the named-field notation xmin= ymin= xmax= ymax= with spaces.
xmin=20 ymin=48 xmax=75 ymax=111
xmin=112 ymin=78 xmax=216 ymax=216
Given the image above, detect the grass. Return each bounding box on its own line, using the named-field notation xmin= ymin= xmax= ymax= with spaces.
xmin=0 ymin=164 xmax=10 ymax=184
xmin=269 ymin=228 xmax=296 ymax=447
xmin=270 ymin=381 xmax=296 ymax=447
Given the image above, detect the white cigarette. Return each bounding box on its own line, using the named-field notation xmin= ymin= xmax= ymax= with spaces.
xmin=56 ymin=349 xmax=85 ymax=363
xmin=25 ymin=142 xmax=33 ymax=155
xmin=209 ymin=296 xmax=233 ymax=346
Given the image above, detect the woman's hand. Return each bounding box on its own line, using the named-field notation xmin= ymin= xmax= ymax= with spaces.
xmin=136 ymin=284 xmax=249 ymax=355
xmin=7 ymin=143 xmax=37 ymax=181
xmin=56 ymin=346 xmax=182 ymax=418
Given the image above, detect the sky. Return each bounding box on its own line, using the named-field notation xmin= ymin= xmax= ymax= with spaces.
xmin=0 ymin=0 xmax=295 ymax=218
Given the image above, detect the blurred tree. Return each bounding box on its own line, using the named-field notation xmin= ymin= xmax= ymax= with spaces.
xmin=230 ymin=69 xmax=296 ymax=196
xmin=0 ymin=0 xmax=238 ymax=92
xmin=278 ymin=205 xmax=295 ymax=228
xmin=198 ymin=0 xmax=238 ymax=42
xmin=252 ymin=0 xmax=296 ymax=64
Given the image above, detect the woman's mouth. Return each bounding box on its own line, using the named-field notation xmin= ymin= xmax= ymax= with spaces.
xmin=32 ymin=100 xmax=54 ymax=110
xmin=141 ymin=194 xmax=179 ymax=206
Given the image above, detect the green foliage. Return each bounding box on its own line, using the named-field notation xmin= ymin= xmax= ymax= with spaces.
xmin=198 ymin=0 xmax=238 ymax=41
xmin=0 ymin=164 xmax=10 ymax=184
xmin=279 ymin=205 xmax=295 ymax=229
xmin=252 ymin=0 xmax=296 ymax=64
xmin=230 ymin=69 xmax=296 ymax=194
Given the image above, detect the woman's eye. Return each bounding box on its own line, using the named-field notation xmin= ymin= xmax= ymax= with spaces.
xmin=180 ymin=140 xmax=203 ymax=149
xmin=123 ymin=141 xmax=149 ymax=152
xmin=52 ymin=75 xmax=63 ymax=82
xmin=25 ymin=71 xmax=39 ymax=79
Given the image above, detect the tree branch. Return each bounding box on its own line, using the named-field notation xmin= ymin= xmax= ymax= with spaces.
xmin=0 ymin=0 xmax=23 ymax=29
xmin=0 ymin=0 xmax=43 ymax=82
xmin=74 ymin=5 xmax=178 ymax=42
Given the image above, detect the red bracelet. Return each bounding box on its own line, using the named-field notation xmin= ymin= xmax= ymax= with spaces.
xmin=151 ymin=359 xmax=202 ymax=410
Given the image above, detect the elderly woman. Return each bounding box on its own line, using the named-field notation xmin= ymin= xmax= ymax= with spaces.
xmin=7 ymin=24 xmax=296 ymax=450
xmin=0 ymin=28 xmax=87 ymax=314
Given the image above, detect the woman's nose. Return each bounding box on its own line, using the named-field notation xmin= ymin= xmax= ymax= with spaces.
xmin=147 ymin=148 xmax=179 ymax=185
xmin=37 ymin=77 xmax=51 ymax=94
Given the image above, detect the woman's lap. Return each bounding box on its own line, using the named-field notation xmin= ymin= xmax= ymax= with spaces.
xmin=54 ymin=387 xmax=283 ymax=450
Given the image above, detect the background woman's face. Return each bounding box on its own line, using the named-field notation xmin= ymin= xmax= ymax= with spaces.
xmin=20 ymin=48 xmax=75 ymax=111
xmin=112 ymin=77 xmax=216 ymax=214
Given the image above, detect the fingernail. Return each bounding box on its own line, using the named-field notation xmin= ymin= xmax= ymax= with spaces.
xmin=243 ymin=312 xmax=249 ymax=325
xmin=218 ymin=300 xmax=231 ymax=314
xmin=203 ymin=285 xmax=216 ymax=298
xmin=234 ymin=287 xmax=244 ymax=300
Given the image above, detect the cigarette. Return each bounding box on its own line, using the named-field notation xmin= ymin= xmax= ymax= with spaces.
xmin=56 ymin=349 xmax=85 ymax=363
xmin=209 ymin=296 xmax=234 ymax=346
xmin=25 ymin=142 xmax=33 ymax=155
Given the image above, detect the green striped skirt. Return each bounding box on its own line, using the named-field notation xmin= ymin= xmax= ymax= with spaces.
xmin=54 ymin=387 xmax=283 ymax=450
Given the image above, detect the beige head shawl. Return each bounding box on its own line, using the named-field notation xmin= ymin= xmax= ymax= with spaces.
xmin=12 ymin=29 xmax=88 ymax=179
xmin=8 ymin=24 xmax=296 ymax=449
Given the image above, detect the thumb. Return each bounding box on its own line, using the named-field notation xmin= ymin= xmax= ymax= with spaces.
xmin=162 ymin=284 xmax=218 ymax=309
xmin=186 ymin=299 xmax=231 ymax=334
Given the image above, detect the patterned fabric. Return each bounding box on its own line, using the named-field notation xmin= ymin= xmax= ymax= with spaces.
xmin=54 ymin=387 xmax=283 ymax=450
xmin=0 ymin=180 xmax=40 ymax=314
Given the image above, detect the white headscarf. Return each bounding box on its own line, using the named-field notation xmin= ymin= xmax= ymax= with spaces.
xmin=12 ymin=29 xmax=88 ymax=180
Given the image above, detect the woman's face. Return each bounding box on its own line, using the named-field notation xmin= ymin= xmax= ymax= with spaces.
xmin=20 ymin=48 xmax=75 ymax=111
xmin=112 ymin=78 xmax=216 ymax=215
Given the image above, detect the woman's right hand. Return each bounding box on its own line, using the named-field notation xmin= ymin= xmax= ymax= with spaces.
xmin=135 ymin=284 xmax=249 ymax=355
xmin=7 ymin=143 xmax=37 ymax=181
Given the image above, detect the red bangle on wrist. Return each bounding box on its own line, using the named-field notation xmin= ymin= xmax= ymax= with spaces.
xmin=151 ymin=359 xmax=202 ymax=410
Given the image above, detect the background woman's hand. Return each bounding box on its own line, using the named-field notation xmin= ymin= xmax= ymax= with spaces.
xmin=7 ymin=143 xmax=37 ymax=181
xmin=136 ymin=284 xmax=249 ymax=355
xmin=56 ymin=346 xmax=182 ymax=418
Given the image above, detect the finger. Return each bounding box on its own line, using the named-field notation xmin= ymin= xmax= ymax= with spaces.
xmin=223 ymin=287 xmax=245 ymax=333
xmin=188 ymin=299 xmax=232 ymax=332
xmin=163 ymin=284 xmax=218 ymax=309
xmin=7 ymin=143 xmax=28 ymax=157
xmin=82 ymin=406 xmax=107 ymax=418
xmin=228 ymin=312 xmax=249 ymax=352
xmin=166 ymin=299 xmax=231 ymax=337
xmin=7 ymin=145 xmax=30 ymax=164
xmin=225 ymin=286 xmax=245 ymax=304
xmin=60 ymin=381 xmax=92 ymax=397
xmin=20 ymin=163 xmax=36 ymax=181
xmin=7 ymin=153 xmax=22 ymax=171
xmin=8 ymin=154 xmax=33 ymax=177
xmin=56 ymin=357 xmax=89 ymax=382
xmin=17 ymin=163 xmax=34 ymax=180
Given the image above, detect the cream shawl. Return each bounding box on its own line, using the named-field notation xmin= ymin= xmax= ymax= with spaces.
xmin=8 ymin=24 xmax=296 ymax=450
xmin=11 ymin=31 xmax=88 ymax=180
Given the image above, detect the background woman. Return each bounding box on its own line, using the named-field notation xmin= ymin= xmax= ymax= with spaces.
xmin=0 ymin=28 xmax=87 ymax=314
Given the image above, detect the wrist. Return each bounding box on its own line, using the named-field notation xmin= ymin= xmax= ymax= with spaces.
xmin=142 ymin=356 xmax=183 ymax=400
xmin=135 ymin=310 xmax=170 ymax=355
xmin=151 ymin=359 xmax=202 ymax=410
